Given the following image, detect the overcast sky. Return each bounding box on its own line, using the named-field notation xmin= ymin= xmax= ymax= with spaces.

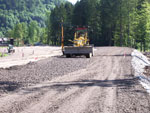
xmin=67 ymin=0 xmax=79 ymax=4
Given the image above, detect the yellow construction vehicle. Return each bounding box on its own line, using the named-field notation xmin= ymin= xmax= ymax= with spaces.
xmin=61 ymin=26 xmax=94 ymax=58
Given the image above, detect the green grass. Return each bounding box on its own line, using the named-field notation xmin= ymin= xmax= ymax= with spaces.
xmin=0 ymin=52 xmax=8 ymax=57
xmin=0 ymin=46 xmax=7 ymax=48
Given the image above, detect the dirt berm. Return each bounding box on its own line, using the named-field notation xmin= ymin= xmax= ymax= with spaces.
xmin=0 ymin=47 xmax=150 ymax=113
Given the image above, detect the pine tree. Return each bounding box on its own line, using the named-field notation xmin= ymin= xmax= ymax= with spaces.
xmin=136 ymin=0 xmax=150 ymax=51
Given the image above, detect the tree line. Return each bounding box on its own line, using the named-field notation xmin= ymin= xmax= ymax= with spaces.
xmin=47 ymin=0 xmax=150 ymax=51
xmin=2 ymin=0 xmax=150 ymax=51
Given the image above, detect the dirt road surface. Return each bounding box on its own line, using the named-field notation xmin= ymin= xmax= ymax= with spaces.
xmin=0 ymin=47 xmax=150 ymax=113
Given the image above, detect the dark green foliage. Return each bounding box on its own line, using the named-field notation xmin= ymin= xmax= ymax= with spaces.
xmin=1 ymin=0 xmax=150 ymax=51
xmin=47 ymin=2 xmax=74 ymax=45
xmin=72 ymin=0 xmax=101 ymax=46
xmin=0 ymin=0 xmax=66 ymax=36
xmin=48 ymin=0 xmax=150 ymax=51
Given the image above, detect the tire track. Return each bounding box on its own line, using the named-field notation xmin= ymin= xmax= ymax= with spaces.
xmin=0 ymin=57 xmax=103 ymax=113
xmin=51 ymin=56 xmax=116 ymax=113
xmin=17 ymin=54 xmax=106 ymax=113
xmin=0 ymin=92 xmax=43 ymax=113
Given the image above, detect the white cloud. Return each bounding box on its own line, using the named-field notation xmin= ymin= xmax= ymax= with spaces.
xmin=67 ymin=0 xmax=79 ymax=4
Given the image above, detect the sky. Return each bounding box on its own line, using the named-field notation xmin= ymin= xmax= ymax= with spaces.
xmin=67 ymin=0 xmax=79 ymax=4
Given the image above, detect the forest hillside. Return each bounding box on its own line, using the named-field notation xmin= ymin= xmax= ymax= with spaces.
xmin=1 ymin=0 xmax=150 ymax=51
xmin=0 ymin=0 xmax=66 ymax=36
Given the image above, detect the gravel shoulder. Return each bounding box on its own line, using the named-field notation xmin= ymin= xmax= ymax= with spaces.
xmin=0 ymin=47 xmax=150 ymax=113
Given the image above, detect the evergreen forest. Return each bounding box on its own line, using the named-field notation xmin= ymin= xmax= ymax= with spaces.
xmin=1 ymin=0 xmax=150 ymax=51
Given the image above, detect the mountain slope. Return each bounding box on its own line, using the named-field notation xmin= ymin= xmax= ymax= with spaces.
xmin=0 ymin=0 xmax=66 ymax=36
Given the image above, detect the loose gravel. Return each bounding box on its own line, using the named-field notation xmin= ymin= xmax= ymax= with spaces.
xmin=0 ymin=56 xmax=90 ymax=93
xmin=0 ymin=47 xmax=150 ymax=113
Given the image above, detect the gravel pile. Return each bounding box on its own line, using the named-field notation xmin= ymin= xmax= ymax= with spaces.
xmin=0 ymin=56 xmax=90 ymax=93
xmin=131 ymin=50 xmax=150 ymax=94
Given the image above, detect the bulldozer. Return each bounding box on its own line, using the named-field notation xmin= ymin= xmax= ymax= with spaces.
xmin=61 ymin=26 xmax=94 ymax=58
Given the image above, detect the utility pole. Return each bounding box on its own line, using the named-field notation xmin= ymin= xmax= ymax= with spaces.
xmin=61 ymin=19 xmax=64 ymax=53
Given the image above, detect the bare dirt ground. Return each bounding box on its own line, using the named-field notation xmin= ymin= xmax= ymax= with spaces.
xmin=0 ymin=46 xmax=61 ymax=68
xmin=0 ymin=47 xmax=150 ymax=113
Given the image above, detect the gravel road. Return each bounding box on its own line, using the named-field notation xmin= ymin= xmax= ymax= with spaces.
xmin=0 ymin=47 xmax=150 ymax=113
